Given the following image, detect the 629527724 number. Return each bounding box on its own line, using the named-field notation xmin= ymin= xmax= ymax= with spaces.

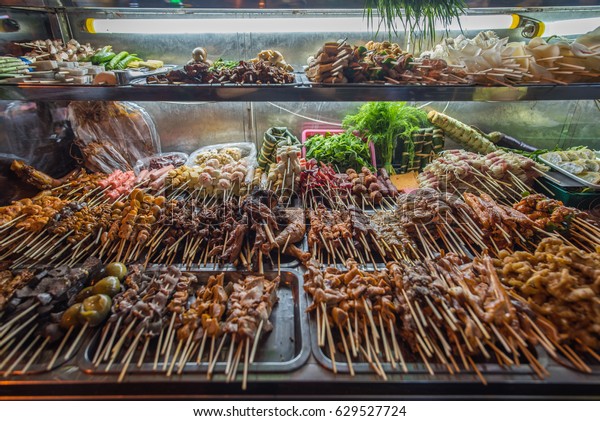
xmin=335 ymin=406 xmax=406 ymax=417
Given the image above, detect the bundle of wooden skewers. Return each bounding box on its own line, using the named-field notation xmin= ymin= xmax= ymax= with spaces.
xmin=1 ymin=161 xmax=309 ymax=273
xmin=304 ymin=251 xmax=597 ymax=382
xmin=0 ymin=259 xmax=283 ymax=389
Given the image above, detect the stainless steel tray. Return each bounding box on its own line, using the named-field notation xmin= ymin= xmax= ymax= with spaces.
xmin=78 ymin=268 xmax=309 ymax=375
xmin=539 ymin=153 xmax=600 ymax=190
xmin=309 ymin=311 xmax=548 ymax=377
xmin=0 ymin=320 xmax=90 ymax=376
xmin=131 ymin=72 xmax=302 ymax=87
xmin=305 ymin=266 xmax=549 ymax=379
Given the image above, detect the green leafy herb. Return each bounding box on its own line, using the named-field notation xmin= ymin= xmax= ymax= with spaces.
xmin=342 ymin=102 xmax=429 ymax=174
xmin=364 ymin=0 xmax=466 ymax=49
xmin=304 ymin=132 xmax=373 ymax=172
xmin=209 ymin=58 xmax=239 ymax=72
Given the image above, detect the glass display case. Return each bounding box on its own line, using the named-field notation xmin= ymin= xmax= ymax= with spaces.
xmin=0 ymin=1 xmax=599 ymax=398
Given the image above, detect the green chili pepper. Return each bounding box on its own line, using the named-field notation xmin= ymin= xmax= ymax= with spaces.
xmin=98 ymin=52 xmax=116 ymax=64
xmin=106 ymin=51 xmax=128 ymax=70
xmin=91 ymin=46 xmax=113 ymax=65
xmin=115 ymin=54 xmax=141 ymax=70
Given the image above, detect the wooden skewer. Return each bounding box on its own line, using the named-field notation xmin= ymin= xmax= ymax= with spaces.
xmin=47 ymin=325 xmax=74 ymax=371
xmin=138 ymin=336 xmax=151 ymax=368
xmin=358 ymin=345 xmax=384 ymax=379
xmin=153 ymin=329 xmax=164 ymax=371
xmin=517 ymin=342 xmax=548 ymax=379
xmin=401 ymin=289 xmax=432 ymax=354
xmin=0 ymin=323 xmax=37 ymax=371
xmin=0 ymin=303 xmax=39 ymax=340
xmin=228 ymin=341 xmax=244 ymax=383
xmin=101 ymin=317 xmax=122 ymax=365
xmin=561 ymin=343 xmax=591 ymax=374
xmin=467 ymin=355 xmax=487 ymax=385
xmin=249 ymin=320 xmax=263 ymax=364
xmin=416 ymin=342 xmax=434 ymax=376
xmin=506 ymin=337 xmax=521 ymax=364
xmin=207 ymin=333 xmax=227 ymax=379
xmin=22 ymin=336 xmax=50 ymax=374
xmin=162 ymin=327 xmax=177 ymax=371
xmin=427 ymin=315 xmax=452 ymax=358
xmin=118 ymin=328 xmax=144 ymax=383
xmin=575 ymin=339 xmax=600 ymax=363
xmin=161 ymin=313 xmax=177 ymax=355
xmin=3 ymin=334 xmax=41 ymax=377
xmin=176 ymin=334 xmax=194 ymax=375
xmin=0 ymin=311 xmax=38 ymax=348
xmin=322 ymin=303 xmax=337 ymax=374
xmin=64 ymin=322 xmax=89 ymax=360
xmin=167 ymin=339 xmax=184 ymax=377
xmin=242 ymin=338 xmax=250 ymax=390
xmin=337 ymin=321 xmax=355 ymax=376
xmin=196 ymin=333 xmax=208 ymax=364
xmin=378 ymin=314 xmax=394 ymax=369
xmin=106 ymin=319 xmax=136 ymax=371
xmin=488 ymin=323 xmax=511 ymax=355
xmin=362 ymin=297 xmax=380 ymax=342
xmin=368 ymin=337 xmax=387 ymax=381
xmin=502 ymin=321 xmax=528 ymax=348
xmin=474 ymin=334 xmax=491 ymax=360
xmin=320 ymin=305 xmax=327 ymax=347
xmin=485 ymin=339 xmax=514 ymax=366
xmin=226 ymin=334 xmax=237 ymax=375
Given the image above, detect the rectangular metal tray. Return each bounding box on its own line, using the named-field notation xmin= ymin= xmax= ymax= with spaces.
xmin=78 ymin=268 xmax=310 ymax=375
xmin=539 ymin=153 xmax=600 ymax=190
xmin=131 ymin=72 xmax=302 ymax=87
xmin=299 ymin=70 xmax=474 ymax=88
xmin=308 ymin=310 xmax=548 ymax=377
xmin=0 ymin=318 xmax=90 ymax=377
xmin=305 ymin=266 xmax=549 ymax=379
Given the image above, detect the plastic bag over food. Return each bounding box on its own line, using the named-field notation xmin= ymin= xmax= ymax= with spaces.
xmin=134 ymin=152 xmax=188 ymax=174
xmin=169 ymin=142 xmax=257 ymax=196
xmin=186 ymin=142 xmax=257 ymax=183
xmin=68 ymin=101 xmax=160 ymax=174
xmin=0 ymin=101 xmax=80 ymax=204
xmin=0 ymin=101 xmax=79 ymax=177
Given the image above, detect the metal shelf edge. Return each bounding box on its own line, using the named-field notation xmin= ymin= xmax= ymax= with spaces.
xmin=2 ymin=83 xmax=600 ymax=102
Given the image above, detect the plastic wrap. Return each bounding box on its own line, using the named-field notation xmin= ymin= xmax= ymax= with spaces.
xmin=167 ymin=142 xmax=257 ymax=196
xmin=186 ymin=142 xmax=257 ymax=185
xmin=0 ymin=101 xmax=79 ymax=205
xmin=133 ymin=152 xmax=188 ymax=174
xmin=67 ymin=101 xmax=160 ymax=174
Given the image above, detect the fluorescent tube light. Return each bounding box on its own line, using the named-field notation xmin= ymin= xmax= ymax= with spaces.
xmin=540 ymin=18 xmax=599 ymax=37
xmin=85 ymin=15 xmax=517 ymax=35
xmin=85 ymin=15 xmax=597 ymax=36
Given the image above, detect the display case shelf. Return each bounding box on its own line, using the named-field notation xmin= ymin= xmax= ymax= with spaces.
xmin=2 ymin=82 xmax=600 ymax=102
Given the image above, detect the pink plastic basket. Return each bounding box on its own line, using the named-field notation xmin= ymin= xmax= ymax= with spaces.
xmin=301 ymin=128 xmax=377 ymax=169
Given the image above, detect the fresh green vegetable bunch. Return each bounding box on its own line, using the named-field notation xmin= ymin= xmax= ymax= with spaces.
xmin=91 ymin=46 xmax=142 ymax=70
xmin=209 ymin=58 xmax=239 ymax=72
xmin=304 ymin=132 xmax=373 ymax=172
xmin=364 ymin=0 xmax=466 ymax=48
xmin=342 ymin=101 xmax=429 ymax=174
